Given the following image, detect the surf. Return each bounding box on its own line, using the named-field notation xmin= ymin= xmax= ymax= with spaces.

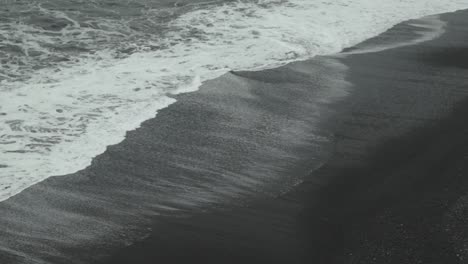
xmin=0 ymin=0 xmax=467 ymax=203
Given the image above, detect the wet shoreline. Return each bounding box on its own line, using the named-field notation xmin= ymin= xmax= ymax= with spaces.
xmin=100 ymin=9 xmax=468 ymax=264
xmin=1 ymin=8 xmax=468 ymax=264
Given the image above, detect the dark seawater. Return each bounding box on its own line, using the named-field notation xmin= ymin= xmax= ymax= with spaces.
xmin=0 ymin=0 xmax=193 ymax=79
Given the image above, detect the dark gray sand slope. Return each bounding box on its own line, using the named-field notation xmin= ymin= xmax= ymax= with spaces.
xmin=1 ymin=9 xmax=468 ymax=264
xmin=101 ymin=10 xmax=468 ymax=264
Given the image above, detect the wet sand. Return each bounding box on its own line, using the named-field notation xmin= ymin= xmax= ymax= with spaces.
xmin=1 ymin=9 xmax=468 ymax=264
xmin=100 ymin=9 xmax=468 ymax=264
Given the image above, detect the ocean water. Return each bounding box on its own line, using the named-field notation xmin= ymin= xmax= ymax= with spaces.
xmin=0 ymin=0 xmax=467 ymax=202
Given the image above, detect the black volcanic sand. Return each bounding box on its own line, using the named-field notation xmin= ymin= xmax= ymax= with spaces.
xmin=100 ymin=10 xmax=468 ymax=264
xmin=1 ymin=9 xmax=468 ymax=264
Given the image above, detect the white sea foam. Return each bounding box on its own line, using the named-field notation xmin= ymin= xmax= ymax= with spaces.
xmin=0 ymin=0 xmax=467 ymax=202
xmin=339 ymin=14 xmax=448 ymax=56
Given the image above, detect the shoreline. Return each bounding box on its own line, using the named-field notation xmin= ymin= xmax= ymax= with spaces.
xmin=0 ymin=6 xmax=464 ymax=204
xmin=99 ymin=9 xmax=468 ymax=264
xmin=1 ymin=8 xmax=468 ymax=264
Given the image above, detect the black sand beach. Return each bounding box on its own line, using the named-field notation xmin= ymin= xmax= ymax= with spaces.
xmin=100 ymin=10 xmax=468 ymax=264
xmin=1 ymin=8 xmax=468 ymax=264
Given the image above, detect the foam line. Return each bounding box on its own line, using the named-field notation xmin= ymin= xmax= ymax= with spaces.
xmin=0 ymin=0 xmax=467 ymax=202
